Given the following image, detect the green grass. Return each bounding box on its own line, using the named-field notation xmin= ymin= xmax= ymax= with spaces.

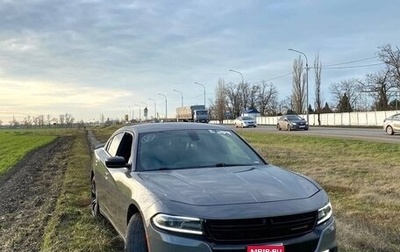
xmin=239 ymin=131 xmax=400 ymax=252
xmin=41 ymin=130 xmax=123 ymax=252
xmin=0 ymin=130 xmax=56 ymax=176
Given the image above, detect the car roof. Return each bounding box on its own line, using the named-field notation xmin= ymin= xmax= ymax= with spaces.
xmin=115 ymin=122 xmax=230 ymax=135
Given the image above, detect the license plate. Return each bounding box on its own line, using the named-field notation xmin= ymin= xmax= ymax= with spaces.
xmin=247 ymin=245 xmax=285 ymax=252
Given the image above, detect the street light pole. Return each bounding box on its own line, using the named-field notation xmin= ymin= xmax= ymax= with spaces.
xmin=194 ymin=82 xmax=206 ymax=106
xmin=148 ymin=98 xmax=156 ymax=119
xmin=173 ymin=89 xmax=184 ymax=107
xmin=229 ymin=69 xmax=244 ymax=84
xmin=289 ymin=48 xmax=309 ymax=123
xmin=158 ymin=93 xmax=167 ymax=120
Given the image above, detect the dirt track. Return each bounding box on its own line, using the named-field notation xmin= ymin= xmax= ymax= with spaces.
xmin=0 ymin=137 xmax=73 ymax=252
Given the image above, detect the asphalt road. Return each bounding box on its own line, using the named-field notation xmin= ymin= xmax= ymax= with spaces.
xmin=227 ymin=125 xmax=400 ymax=144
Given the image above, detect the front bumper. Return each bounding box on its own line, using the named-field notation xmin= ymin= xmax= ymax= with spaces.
xmin=146 ymin=217 xmax=337 ymax=252
xmin=291 ymin=124 xmax=309 ymax=130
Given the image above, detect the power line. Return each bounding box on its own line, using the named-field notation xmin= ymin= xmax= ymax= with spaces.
xmin=323 ymin=62 xmax=385 ymax=70
xmin=323 ymin=56 xmax=379 ymax=67
xmin=264 ymin=72 xmax=293 ymax=82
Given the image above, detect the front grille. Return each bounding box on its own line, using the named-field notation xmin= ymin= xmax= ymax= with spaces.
xmin=205 ymin=211 xmax=317 ymax=243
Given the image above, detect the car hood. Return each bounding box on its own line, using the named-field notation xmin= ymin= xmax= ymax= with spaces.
xmin=138 ymin=165 xmax=319 ymax=206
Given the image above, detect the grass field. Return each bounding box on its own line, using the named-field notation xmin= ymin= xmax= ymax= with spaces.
xmin=239 ymin=131 xmax=400 ymax=252
xmin=3 ymin=126 xmax=398 ymax=252
xmin=0 ymin=130 xmax=56 ymax=176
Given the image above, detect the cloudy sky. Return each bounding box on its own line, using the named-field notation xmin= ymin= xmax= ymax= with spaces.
xmin=0 ymin=0 xmax=399 ymax=123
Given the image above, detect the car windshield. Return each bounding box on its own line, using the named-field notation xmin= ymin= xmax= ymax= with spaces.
xmin=196 ymin=110 xmax=208 ymax=115
xmin=286 ymin=115 xmax=302 ymax=120
xmin=137 ymin=129 xmax=264 ymax=171
xmin=242 ymin=117 xmax=254 ymax=120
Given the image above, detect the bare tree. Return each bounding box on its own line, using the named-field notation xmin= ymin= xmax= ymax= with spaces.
xmin=59 ymin=114 xmax=65 ymax=127
xmin=279 ymin=96 xmax=293 ymax=114
xmin=379 ymin=44 xmax=400 ymax=87
xmin=214 ymin=78 xmax=227 ymax=123
xmin=225 ymin=82 xmax=242 ymax=118
xmin=237 ymin=82 xmax=252 ymax=111
xmin=359 ymin=70 xmax=393 ymax=111
xmin=23 ymin=115 xmax=32 ymax=127
xmin=292 ymin=56 xmax=306 ymax=114
xmin=256 ymin=81 xmax=278 ymax=116
xmin=314 ymin=53 xmax=323 ymax=125
xmin=65 ymin=113 xmax=74 ymax=127
xmin=330 ymin=78 xmax=361 ymax=111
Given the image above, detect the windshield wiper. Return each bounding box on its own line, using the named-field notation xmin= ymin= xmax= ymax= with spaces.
xmin=215 ymin=163 xmax=253 ymax=167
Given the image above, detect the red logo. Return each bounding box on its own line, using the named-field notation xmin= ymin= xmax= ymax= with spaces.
xmin=247 ymin=245 xmax=285 ymax=252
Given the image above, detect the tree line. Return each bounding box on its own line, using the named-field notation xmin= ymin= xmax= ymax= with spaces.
xmin=210 ymin=44 xmax=400 ymax=124
xmin=6 ymin=113 xmax=76 ymax=128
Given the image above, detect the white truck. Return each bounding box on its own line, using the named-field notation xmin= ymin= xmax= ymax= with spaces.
xmin=176 ymin=105 xmax=209 ymax=123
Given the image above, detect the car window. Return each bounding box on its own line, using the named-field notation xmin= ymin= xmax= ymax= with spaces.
xmin=137 ymin=129 xmax=265 ymax=171
xmin=242 ymin=116 xmax=253 ymax=120
xmin=115 ymin=133 xmax=134 ymax=163
xmin=107 ymin=132 xmax=124 ymax=157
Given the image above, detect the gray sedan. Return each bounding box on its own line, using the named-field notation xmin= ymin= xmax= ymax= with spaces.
xmin=91 ymin=122 xmax=337 ymax=252
xmin=383 ymin=113 xmax=400 ymax=135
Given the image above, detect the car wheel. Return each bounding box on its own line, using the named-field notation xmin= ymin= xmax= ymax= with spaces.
xmin=90 ymin=176 xmax=100 ymax=217
xmin=386 ymin=126 xmax=394 ymax=135
xmin=125 ymin=213 xmax=148 ymax=252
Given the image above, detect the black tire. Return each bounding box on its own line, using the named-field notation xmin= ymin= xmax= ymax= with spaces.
xmin=90 ymin=176 xmax=100 ymax=217
xmin=125 ymin=213 xmax=148 ymax=252
xmin=386 ymin=126 xmax=394 ymax=135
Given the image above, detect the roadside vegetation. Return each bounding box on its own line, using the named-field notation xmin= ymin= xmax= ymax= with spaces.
xmin=0 ymin=130 xmax=56 ymax=176
xmin=41 ymin=130 xmax=123 ymax=252
xmin=239 ymin=131 xmax=400 ymax=252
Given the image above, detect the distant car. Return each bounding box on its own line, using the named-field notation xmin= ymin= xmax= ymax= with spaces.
xmin=277 ymin=114 xmax=309 ymax=131
xmin=383 ymin=113 xmax=400 ymax=135
xmin=91 ymin=122 xmax=337 ymax=252
xmin=234 ymin=116 xmax=257 ymax=128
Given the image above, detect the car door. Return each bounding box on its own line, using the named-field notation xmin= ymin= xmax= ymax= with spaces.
xmin=393 ymin=114 xmax=400 ymax=131
xmin=98 ymin=132 xmax=124 ymax=219
xmin=104 ymin=132 xmax=134 ymax=234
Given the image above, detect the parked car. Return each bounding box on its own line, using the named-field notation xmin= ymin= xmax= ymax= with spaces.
xmin=277 ymin=114 xmax=309 ymax=131
xmin=383 ymin=113 xmax=400 ymax=135
xmin=234 ymin=116 xmax=257 ymax=128
xmin=91 ymin=122 xmax=337 ymax=252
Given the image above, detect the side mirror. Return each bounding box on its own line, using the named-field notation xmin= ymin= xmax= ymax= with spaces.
xmin=106 ymin=156 xmax=128 ymax=168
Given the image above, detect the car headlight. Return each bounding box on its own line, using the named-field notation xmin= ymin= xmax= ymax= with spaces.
xmin=152 ymin=214 xmax=203 ymax=235
xmin=317 ymin=202 xmax=333 ymax=225
xmin=292 ymin=122 xmax=297 ymax=125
